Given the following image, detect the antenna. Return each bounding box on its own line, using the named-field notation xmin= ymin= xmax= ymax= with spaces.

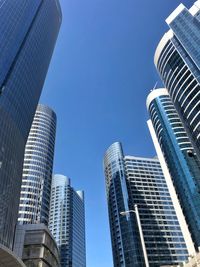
xmin=153 ymin=81 xmax=158 ymax=90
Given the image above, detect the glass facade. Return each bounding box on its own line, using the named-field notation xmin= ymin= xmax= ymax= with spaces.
xmin=104 ymin=142 xmax=144 ymax=267
xmin=18 ymin=104 xmax=57 ymax=226
xmin=147 ymin=88 xmax=200 ymax=249
xmin=49 ymin=174 xmax=86 ymax=267
xmin=0 ymin=0 xmax=61 ymax=248
xmin=154 ymin=1 xmax=200 ymax=160
xmin=104 ymin=142 xmax=189 ymax=267
xmin=71 ymin=190 xmax=86 ymax=267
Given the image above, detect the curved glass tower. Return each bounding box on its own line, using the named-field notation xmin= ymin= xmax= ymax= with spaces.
xmin=147 ymin=88 xmax=200 ymax=250
xmin=104 ymin=142 xmax=189 ymax=267
xmin=0 ymin=0 xmax=61 ymax=248
xmin=49 ymin=174 xmax=86 ymax=267
xmin=104 ymin=143 xmax=142 ymax=267
xmin=154 ymin=1 xmax=200 ymax=159
xmin=18 ymin=104 xmax=57 ymax=226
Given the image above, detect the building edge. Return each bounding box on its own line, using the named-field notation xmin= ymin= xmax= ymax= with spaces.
xmin=147 ymin=119 xmax=195 ymax=255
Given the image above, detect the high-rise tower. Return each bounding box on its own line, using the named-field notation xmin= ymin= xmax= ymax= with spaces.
xmin=154 ymin=0 xmax=200 ymax=159
xmin=18 ymin=104 xmax=57 ymax=226
xmin=104 ymin=142 xmax=194 ymax=267
xmin=147 ymin=88 xmax=200 ymax=250
xmin=49 ymin=174 xmax=86 ymax=267
xmin=0 ymin=0 xmax=61 ymax=248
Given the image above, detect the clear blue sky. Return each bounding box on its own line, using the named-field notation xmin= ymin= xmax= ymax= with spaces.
xmin=41 ymin=0 xmax=192 ymax=266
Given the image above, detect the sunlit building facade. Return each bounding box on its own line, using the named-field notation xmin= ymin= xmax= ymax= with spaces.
xmin=0 ymin=0 xmax=61 ymax=248
xmin=49 ymin=174 xmax=86 ymax=267
xmin=104 ymin=142 xmax=192 ymax=267
xmin=18 ymin=104 xmax=57 ymax=226
xmin=147 ymin=88 xmax=200 ymax=250
xmin=154 ymin=0 xmax=200 ymax=159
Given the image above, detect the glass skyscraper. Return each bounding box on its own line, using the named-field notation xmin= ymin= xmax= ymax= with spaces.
xmin=154 ymin=0 xmax=200 ymax=159
xmin=147 ymin=88 xmax=200 ymax=250
xmin=104 ymin=142 xmax=192 ymax=267
xmin=0 ymin=0 xmax=61 ymax=248
xmin=49 ymin=174 xmax=86 ymax=267
xmin=18 ymin=104 xmax=57 ymax=226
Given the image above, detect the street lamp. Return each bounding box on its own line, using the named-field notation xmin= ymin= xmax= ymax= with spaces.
xmin=120 ymin=204 xmax=149 ymax=267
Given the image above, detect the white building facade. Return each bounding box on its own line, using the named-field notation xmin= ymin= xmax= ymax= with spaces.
xmin=18 ymin=104 xmax=57 ymax=226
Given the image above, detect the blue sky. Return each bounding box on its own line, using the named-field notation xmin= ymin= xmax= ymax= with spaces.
xmin=41 ymin=0 xmax=192 ymax=266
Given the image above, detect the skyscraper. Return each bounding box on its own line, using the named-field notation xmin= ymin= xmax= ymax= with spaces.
xmin=147 ymin=88 xmax=200 ymax=250
xmin=0 ymin=0 xmax=61 ymax=248
xmin=104 ymin=142 xmax=194 ymax=267
xmin=49 ymin=174 xmax=86 ymax=267
xmin=154 ymin=0 xmax=200 ymax=159
xmin=18 ymin=104 xmax=57 ymax=226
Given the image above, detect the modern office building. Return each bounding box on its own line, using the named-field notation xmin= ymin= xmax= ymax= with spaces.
xmin=49 ymin=174 xmax=86 ymax=267
xmin=13 ymin=224 xmax=60 ymax=267
xmin=147 ymin=88 xmax=200 ymax=250
xmin=0 ymin=0 xmax=61 ymax=249
xmin=161 ymin=252 xmax=200 ymax=267
xmin=154 ymin=0 xmax=200 ymax=159
xmin=104 ymin=142 xmax=194 ymax=267
xmin=18 ymin=104 xmax=57 ymax=226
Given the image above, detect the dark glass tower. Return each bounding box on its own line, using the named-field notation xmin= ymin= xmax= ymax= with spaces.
xmin=104 ymin=142 xmax=191 ymax=267
xmin=0 ymin=0 xmax=61 ymax=248
xmin=147 ymin=88 xmax=200 ymax=250
xmin=154 ymin=1 xmax=200 ymax=160
xmin=104 ymin=143 xmax=140 ymax=267
xmin=18 ymin=104 xmax=57 ymax=226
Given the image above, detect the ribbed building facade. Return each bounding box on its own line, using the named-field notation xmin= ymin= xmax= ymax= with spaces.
xmin=147 ymin=88 xmax=200 ymax=250
xmin=104 ymin=142 xmax=192 ymax=267
xmin=154 ymin=0 xmax=200 ymax=159
xmin=0 ymin=0 xmax=61 ymax=249
xmin=18 ymin=104 xmax=57 ymax=226
xmin=49 ymin=174 xmax=86 ymax=267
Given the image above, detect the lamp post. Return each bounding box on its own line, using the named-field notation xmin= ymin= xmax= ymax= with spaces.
xmin=120 ymin=204 xmax=149 ymax=267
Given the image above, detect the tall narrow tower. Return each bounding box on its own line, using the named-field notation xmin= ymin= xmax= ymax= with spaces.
xmin=18 ymin=104 xmax=57 ymax=226
xmin=49 ymin=174 xmax=86 ymax=267
xmin=147 ymin=88 xmax=200 ymax=250
xmin=154 ymin=1 xmax=200 ymax=159
xmin=0 ymin=0 xmax=61 ymax=248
